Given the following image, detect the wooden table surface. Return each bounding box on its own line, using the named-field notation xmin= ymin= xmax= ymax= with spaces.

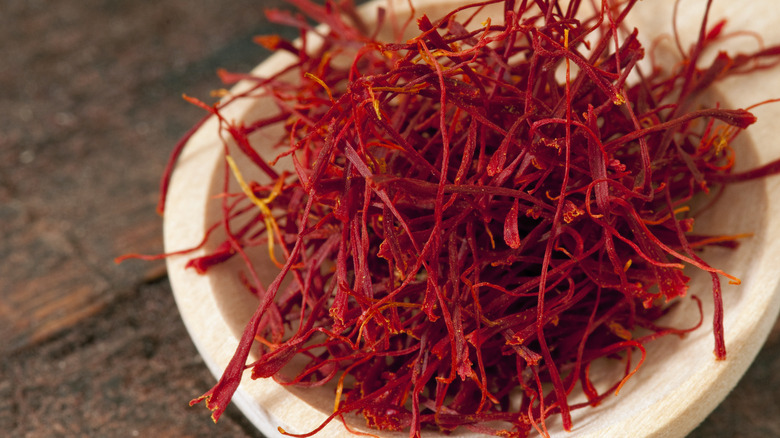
xmin=1 ymin=1 xmax=778 ymax=437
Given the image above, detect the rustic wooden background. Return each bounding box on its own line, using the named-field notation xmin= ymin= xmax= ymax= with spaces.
xmin=1 ymin=1 xmax=778 ymax=437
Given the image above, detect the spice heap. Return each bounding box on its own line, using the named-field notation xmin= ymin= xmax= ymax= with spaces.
xmin=162 ymin=0 xmax=780 ymax=436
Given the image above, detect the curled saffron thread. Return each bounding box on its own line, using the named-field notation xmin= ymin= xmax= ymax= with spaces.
xmin=225 ymin=155 xmax=285 ymax=268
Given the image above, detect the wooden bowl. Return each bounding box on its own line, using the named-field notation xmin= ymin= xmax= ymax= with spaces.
xmin=163 ymin=0 xmax=780 ymax=436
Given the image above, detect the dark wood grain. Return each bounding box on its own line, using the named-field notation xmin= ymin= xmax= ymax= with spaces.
xmin=0 ymin=1 xmax=777 ymax=437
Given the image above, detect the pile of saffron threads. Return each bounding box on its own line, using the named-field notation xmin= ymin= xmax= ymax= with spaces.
xmin=156 ymin=0 xmax=780 ymax=436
